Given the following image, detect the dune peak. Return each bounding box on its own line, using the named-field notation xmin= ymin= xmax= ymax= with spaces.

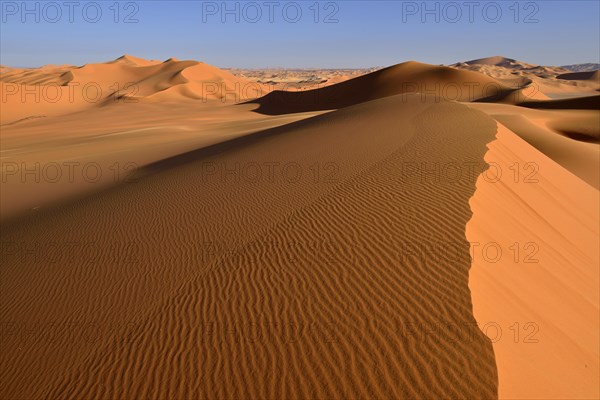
xmin=465 ymin=56 xmax=516 ymax=65
xmin=468 ymin=56 xmax=544 ymax=69
xmin=109 ymin=54 xmax=160 ymax=66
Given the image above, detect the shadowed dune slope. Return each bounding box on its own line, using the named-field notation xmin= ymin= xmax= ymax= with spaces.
xmin=246 ymin=61 xmax=510 ymax=114
xmin=0 ymin=95 xmax=498 ymax=399
xmin=475 ymin=85 xmax=549 ymax=104
xmin=0 ymin=101 xmax=323 ymax=221
xmin=520 ymin=94 xmax=600 ymax=110
xmin=556 ymin=70 xmax=600 ymax=81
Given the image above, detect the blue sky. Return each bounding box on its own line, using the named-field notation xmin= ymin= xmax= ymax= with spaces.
xmin=1 ymin=1 xmax=599 ymax=68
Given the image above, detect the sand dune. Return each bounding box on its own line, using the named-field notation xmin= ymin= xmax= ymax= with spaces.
xmin=4 ymin=55 xmax=593 ymax=125
xmin=461 ymin=56 xmax=537 ymax=69
xmin=453 ymin=57 xmax=599 ymax=98
xmin=108 ymin=54 xmax=162 ymax=66
xmin=0 ymin=94 xmax=499 ymax=399
xmin=247 ymin=61 xmax=511 ymax=114
xmin=0 ymin=56 xmax=268 ymax=124
xmin=0 ymin=64 xmax=76 ymax=85
xmin=62 ymin=57 xmax=263 ymax=101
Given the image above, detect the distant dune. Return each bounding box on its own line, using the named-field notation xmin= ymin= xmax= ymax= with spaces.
xmin=0 ymin=55 xmax=268 ymax=124
xmin=461 ymin=56 xmax=536 ymax=69
xmin=452 ymin=57 xmax=599 ymax=99
xmin=107 ymin=54 xmax=162 ymax=66
xmin=247 ymin=61 xmax=512 ymax=114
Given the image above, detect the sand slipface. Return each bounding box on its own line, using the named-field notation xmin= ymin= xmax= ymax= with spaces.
xmin=467 ymin=124 xmax=599 ymax=399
